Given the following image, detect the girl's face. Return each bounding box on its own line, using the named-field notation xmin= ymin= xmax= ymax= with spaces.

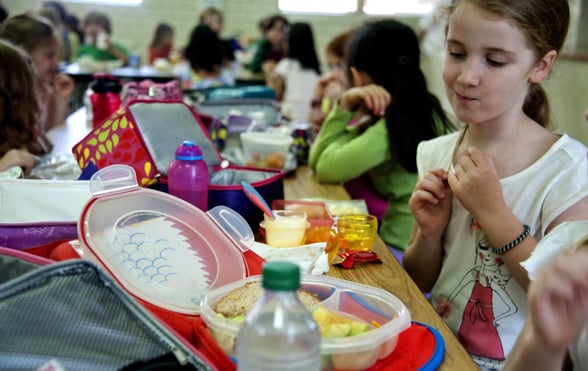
xmin=265 ymin=21 xmax=285 ymax=46
xmin=84 ymin=22 xmax=107 ymax=43
xmin=161 ymin=31 xmax=174 ymax=47
xmin=326 ymin=52 xmax=347 ymax=87
xmin=30 ymin=38 xmax=60 ymax=85
xmin=442 ymin=3 xmax=541 ymax=126
xmin=203 ymin=14 xmax=222 ymax=34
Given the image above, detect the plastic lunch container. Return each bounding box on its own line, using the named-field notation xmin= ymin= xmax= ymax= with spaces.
xmin=74 ymin=164 xmax=256 ymax=315
xmin=240 ymin=131 xmax=293 ymax=170
xmin=200 ymin=274 xmax=411 ymax=370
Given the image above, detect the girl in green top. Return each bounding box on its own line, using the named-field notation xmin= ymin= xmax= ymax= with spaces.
xmin=77 ymin=11 xmax=129 ymax=65
xmin=309 ymin=19 xmax=454 ymax=251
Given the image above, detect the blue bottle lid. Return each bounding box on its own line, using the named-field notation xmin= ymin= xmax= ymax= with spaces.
xmin=175 ymin=140 xmax=203 ymax=161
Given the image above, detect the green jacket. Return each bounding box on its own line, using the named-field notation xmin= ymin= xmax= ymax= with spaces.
xmin=309 ymin=102 xmax=448 ymax=250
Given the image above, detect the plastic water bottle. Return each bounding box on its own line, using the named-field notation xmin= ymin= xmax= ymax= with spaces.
xmin=167 ymin=140 xmax=209 ymax=211
xmin=236 ymin=262 xmax=321 ymax=371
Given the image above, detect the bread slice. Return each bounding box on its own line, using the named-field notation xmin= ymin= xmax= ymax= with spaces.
xmin=214 ymin=281 xmax=320 ymax=317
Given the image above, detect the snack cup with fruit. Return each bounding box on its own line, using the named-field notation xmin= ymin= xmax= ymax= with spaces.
xmin=200 ymin=274 xmax=411 ymax=370
xmin=241 ymin=132 xmax=293 ymax=170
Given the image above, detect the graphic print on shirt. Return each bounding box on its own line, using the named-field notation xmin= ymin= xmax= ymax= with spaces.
xmin=439 ymin=220 xmax=518 ymax=360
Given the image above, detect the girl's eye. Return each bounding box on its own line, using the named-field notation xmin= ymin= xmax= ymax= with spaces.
xmin=486 ymin=58 xmax=506 ymax=67
xmin=448 ymin=51 xmax=465 ymax=59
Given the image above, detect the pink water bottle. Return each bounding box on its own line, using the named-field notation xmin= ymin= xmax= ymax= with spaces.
xmin=167 ymin=140 xmax=209 ymax=211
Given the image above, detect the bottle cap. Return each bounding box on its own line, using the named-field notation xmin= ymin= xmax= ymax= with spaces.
xmin=262 ymin=262 xmax=300 ymax=291
xmin=90 ymin=73 xmax=122 ymax=94
xmin=175 ymin=140 xmax=203 ymax=161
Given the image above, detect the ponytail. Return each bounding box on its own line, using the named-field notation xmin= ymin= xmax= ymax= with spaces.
xmin=523 ymin=84 xmax=550 ymax=128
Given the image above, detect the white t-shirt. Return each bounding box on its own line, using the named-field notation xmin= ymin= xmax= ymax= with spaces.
xmin=273 ymin=58 xmax=319 ymax=123
xmin=416 ymin=132 xmax=588 ymax=371
xmin=521 ymin=221 xmax=588 ymax=371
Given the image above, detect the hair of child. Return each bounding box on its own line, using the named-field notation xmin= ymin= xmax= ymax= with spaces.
xmin=0 ymin=40 xmax=40 ymax=157
xmin=184 ymin=24 xmax=223 ymax=74
xmin=150 ymin=22 xmax=173 ymax=49
xmin=326 ymin=28 xmax=355 ymax=61
xmin=82 ymin=11 xmax=111 ymax=34
xmin=0 ymin=13 xmax=57 ymax=54
xmin=287 ymin=22 xmax=320 ymax=75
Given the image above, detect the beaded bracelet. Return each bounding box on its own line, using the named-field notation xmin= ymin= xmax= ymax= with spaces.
xmin=492 ymin=224 xmax=531 ymax=255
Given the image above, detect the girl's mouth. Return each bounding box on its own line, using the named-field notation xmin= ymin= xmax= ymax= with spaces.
xmin=456 ymin=92 xmax=476 ymax=103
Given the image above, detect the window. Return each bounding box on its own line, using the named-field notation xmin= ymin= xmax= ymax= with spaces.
xmin=65 ymin=0 xmax=142 ymax=6
xmin=278 ymin=0 xmax=438 ymax=16
xmin=363 ymin=0 xmax=436 ymax=15
xmin=278 ymin=0 xmax=357 ymax=15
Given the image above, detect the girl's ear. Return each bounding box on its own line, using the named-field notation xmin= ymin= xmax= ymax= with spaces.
xmin=529 ymin=50 xmax=557 ymax=84
xmin=350 ymin=67 xmax=373 ymax=87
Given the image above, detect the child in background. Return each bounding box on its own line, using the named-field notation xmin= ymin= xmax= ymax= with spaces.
xmin=310 ymin=28 xmax=356 ymax=128
xmin=198 ymin=7 xmax=238 ymax=76
xmin=266 ymin=22 xmax=321 ymax=123
xmin=148 ymin=23 xmax=174 ymax=65
xmin=41 ymin=1 xmax=76 ymax=63
xmin=0 ymin=40 xmax=43 ymax=174
xmin=308 ymin=19 xmax=453 ymax=252
xmin=77 ymin=11 xmax=129 ymax=65
xmin=180 ymin=24 xmax=234 ymax=90
xmin=0 ymin=14 xmax=74 ymax=132
xmin=505 ymin=222 xmax=588 ymax=371
xmin=403 ymin=1 xmax=588 ymax=369
xmin=247 ymin=14 xmax=288 ymax=74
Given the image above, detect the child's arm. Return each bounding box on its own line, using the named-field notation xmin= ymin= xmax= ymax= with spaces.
xmin=403 ymin=168 xmax=452 ymax=292
xmin=43 ymin=74 xmax=74 ymax=131
xmin=504 ymin=247 xmax=588 ymax=371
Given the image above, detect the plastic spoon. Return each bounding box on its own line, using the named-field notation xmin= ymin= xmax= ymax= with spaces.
xmin=241 ymin=181 xmax=275 ymax=220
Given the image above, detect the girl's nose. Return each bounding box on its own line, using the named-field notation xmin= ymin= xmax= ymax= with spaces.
xmin=457 ymin=58 xmax=481 ymax=86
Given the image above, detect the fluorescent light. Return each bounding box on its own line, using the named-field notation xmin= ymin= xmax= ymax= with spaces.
xmin=65 ymin=0 xmax=142 ymax=6
xmin=363 ymin=0 xmax=435 ymax=15
xmin=278 ymin=0 xmax=357 ymax=14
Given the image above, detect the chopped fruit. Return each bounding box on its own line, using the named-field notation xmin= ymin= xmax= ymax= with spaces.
xmin=312 ymin=306 xmax=370 ymax=338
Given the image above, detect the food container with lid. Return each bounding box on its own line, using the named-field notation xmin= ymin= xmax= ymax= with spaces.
xmin=240 ymin=132 xmax=293 ymax=170
xmin=200 ymin=274 xmax=411 ymax=370
xmin=74 ymin=164 xmax=260 ymax=315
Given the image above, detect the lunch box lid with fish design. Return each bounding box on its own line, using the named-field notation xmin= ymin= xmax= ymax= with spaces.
xmin=76 ymin=164 xmax=256 ymax=315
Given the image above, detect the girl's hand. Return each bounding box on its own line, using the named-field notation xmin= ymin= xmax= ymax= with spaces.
xmin=314 ymin=73 xmax=337 ymax=97
xmin=409 ymin=168 xmax=453 ymax=239
xmin=527 ymin=247 xmax=588 ymax=352
xmin=339 ymin=84 xmax=391 ymax=116
xmin=448 ymin=147 xmax=506 ymax=221
xmin=54 ymin=74 xmax=75 ymax=99
xmin=0 ymin=148 xmax=35 ymax=174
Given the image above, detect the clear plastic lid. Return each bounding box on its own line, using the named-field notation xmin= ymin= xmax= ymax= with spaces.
xmin=78 ymin=165 xmax=253 ymax=314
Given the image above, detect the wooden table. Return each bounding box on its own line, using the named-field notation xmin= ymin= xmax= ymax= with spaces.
xmin=285 ymin=166 xmax=479 ymax=371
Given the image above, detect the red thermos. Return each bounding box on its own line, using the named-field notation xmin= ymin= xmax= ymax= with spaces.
xmin=89 ymin=73 xmax=122 ymax=128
